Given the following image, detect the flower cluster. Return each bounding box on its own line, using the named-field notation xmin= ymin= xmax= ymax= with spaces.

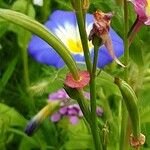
xmin=49 ymin=89 xmax=103 ymax=125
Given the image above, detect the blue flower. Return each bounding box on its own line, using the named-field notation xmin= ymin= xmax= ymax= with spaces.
xmin=28 ymin=10 xmax=124 ymax=68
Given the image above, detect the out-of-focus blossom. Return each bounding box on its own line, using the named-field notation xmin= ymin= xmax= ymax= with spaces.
xmin=89 ymin=10 xmax=125 ymax=67
xmin=49 ymin=89 xmax=103 ymax=125
xmin=128 ymin=0 xmax=150 ymax=45
xmin=25 ymin=101 xmax=60 ymax=136
xmin=28 ymin=10 xmax=124 ymax=68
xmin=128 ymin=0 xmax=150 ymax=25
xmin=33 ymin=0 xmax=43 ymax=6
xmin=64 ymin=71 xmax=90 ymax=89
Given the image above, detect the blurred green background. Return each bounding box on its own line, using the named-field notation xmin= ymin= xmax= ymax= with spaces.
xmin=0 ymin=0 xmax=150 ymax=150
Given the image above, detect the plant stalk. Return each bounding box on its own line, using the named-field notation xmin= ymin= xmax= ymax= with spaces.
xmin=90 ymin=37 xmax=103 ymax=150
xmin=120 ymin=1 xmax=129 ymax=150
xmin=75 ymin=0 xmax=92 ymax=73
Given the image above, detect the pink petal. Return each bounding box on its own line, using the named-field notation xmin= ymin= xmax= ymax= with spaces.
xmin=104 ymin=34 xmax=125 ymax=67
xmin=64 ymin=71 xmax=90 ymax=89
xmin=51 ymin=112 xmax=61 ymax=122
xmin=145 ymin=18 xmax=150 ymax=25
xmin=69 ymin=116 xmax=79 ymax=125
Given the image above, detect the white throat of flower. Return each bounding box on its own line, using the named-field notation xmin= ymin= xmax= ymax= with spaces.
xmin=33 ymin=0 xmax=43 ymax=6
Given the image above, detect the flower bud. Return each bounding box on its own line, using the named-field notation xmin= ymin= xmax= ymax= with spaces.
xmin=82 ymin=0 xmax=90 ymax=12
xmin=89 ymin=10 xmax=125 ymax=67
xmin=25 ymin=101 xmax=60 ymax=136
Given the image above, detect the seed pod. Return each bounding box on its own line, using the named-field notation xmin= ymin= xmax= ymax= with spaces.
xmin=114 ymin=78 xmax=140 ymax=138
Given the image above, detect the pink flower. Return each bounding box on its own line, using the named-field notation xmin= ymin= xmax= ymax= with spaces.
xmin=128 ymin=0 xmax=150 ymax=45
xmin=64 ymin=71 xmax=90 ymax=89
xmin=129 ymin=0 xmax=150 ymax=25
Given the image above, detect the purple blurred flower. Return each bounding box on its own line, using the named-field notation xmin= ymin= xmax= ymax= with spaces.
xmin=28 ymin=10 xmax=124 ymax=68
xmin=48 ymin=89 xmax=69 ymax=100
xmin=128 ymin=0 xmax=150 ymax=25
xmin=49 ymin=89 xmax=103 ymax=125
xmin=51 ymin=112 xmax=61 ymax=122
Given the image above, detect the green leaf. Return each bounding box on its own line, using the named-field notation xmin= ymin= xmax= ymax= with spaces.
xmin=63 ymin=120 xmax=93 ymax=149
xmin=129 ymin=38 xmax=144 ymax=67
xmin=0 ymin=103 xmax=26 ymax=127
xmin=140 ymin=106 xmax=150 ymax=123
xmin=0 ymin=18 xmax=9 ymax=37
xmin=0 ymin=56 xmax=18 ymax=93
xmin=96 ymin=71 xmax=121 ymax=96
xmin=10 ymin=0 xmax=35 ymax=48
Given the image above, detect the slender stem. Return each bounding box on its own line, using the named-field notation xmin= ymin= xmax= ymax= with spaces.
xmin=20 ymin=47 xmax=30 ymax=88
xmin=21 ymin=0 xmax=31 ymax=88
xmin=120 ymin=1 xmax=129 ymax=150
xmin=75 ymin=0 xmax=92 ymax=73
xmin=90 ymin=40 xmax=103 ymax=150
xmin=77 ymin=89 xmax=91 ymax=123
xmin=124 ymin=0 xmax=129 ymax=81
xmin=119 ymin=102 xmax=128 ymax=150
xmin=22 ymin=0 xmax=36 ymax=113
xmin=128 ymin=18 xmax=143 ymax=46
xmin=74 ymin=1 xmax=102 ymax=149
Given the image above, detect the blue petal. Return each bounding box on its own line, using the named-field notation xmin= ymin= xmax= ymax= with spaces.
xmin=85 ymin=13 xmax=94 ymax=25
xmin=28 ymin=10 xmax=77 ymax=68
xmin=29 ymin=41 xmax=64 ymax=68
xmin=48 ymin=10 xmax=77 ymax=28
xmin=28 ymin=10 xmax=124 ymax=69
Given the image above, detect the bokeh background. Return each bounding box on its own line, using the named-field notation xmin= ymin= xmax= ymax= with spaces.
xmin=0 ymin=0 xmax=150 ymax=149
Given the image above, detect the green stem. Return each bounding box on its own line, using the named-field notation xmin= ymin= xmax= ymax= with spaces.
xmin=90 ymin=39 xmax=103 ymax=150
xmin=119 ymin=102 xmax=128 ymax=150
xmin=124 ymin=0 xmax=129 ymax=81
xmin=20 ymin=47 xmax=30 ymax=88
xmin=128 ymin=18 xmax=143 ymax=46
xmin=77 ymin=89 xmax=91 ymax=123
xmin=120 ymin=1 xmax=129 ymax=150
xmin=75 ymin=0 xmax=92 ymax=73
xmin=21 ymin=0 xmax=31 ymax=88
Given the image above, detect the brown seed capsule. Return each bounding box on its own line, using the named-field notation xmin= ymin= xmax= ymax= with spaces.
xmin=130 ymin=133 xmax=145 ymax=148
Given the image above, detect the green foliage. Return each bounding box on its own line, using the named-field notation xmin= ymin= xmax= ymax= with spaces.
xmin=0 ymin=0 xmax=150 ymax=150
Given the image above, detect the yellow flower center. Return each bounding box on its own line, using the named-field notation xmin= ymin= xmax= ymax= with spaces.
xmin=146 ymin=0 xmax=150 ymax=16
xmin=67 ymin=39 xmax=93 ymax=54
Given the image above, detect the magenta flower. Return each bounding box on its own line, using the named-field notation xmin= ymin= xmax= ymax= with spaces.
xmin=49 ymin=89 xmax=103 ymax=125
xmin=64 ymin=71 xmax=90 ymax=89
xmin=129 ymin=0 xmax=150 ymax=25
xmin=128 ymin=0 xmax=150 ymax=45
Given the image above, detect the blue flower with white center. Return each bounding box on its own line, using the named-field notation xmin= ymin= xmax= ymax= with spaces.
xmin=28 ymin=10 xmax=124 ymax=68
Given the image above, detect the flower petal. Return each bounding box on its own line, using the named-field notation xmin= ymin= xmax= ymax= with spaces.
xmin=97 ymin=28 xmax=124 ymax=68
xmin=28 ymin=10 xmax=124 ymax=68
xmin=65 ymin=71 xmax=90 ymax=89
xmin=69 ymin=116 xmax=79 ymax=125
xmin=51 ymin=112 xmax=61 ymax=122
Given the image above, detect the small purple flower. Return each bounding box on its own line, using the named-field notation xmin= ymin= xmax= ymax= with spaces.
xmin=69 ymin=116 xmax=79 ymax=125
xmin=49 ymin=89 xmax=69 ymax=100
xmin=49 ymin=89 xmax=103 ymax=125
xmin=59 ymin=107 xmax=68 ymax=115
xmin=96 ymin=107 xmax=103 ymax=117
xmin=51 ymin=112 xmax=61 ymax=122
